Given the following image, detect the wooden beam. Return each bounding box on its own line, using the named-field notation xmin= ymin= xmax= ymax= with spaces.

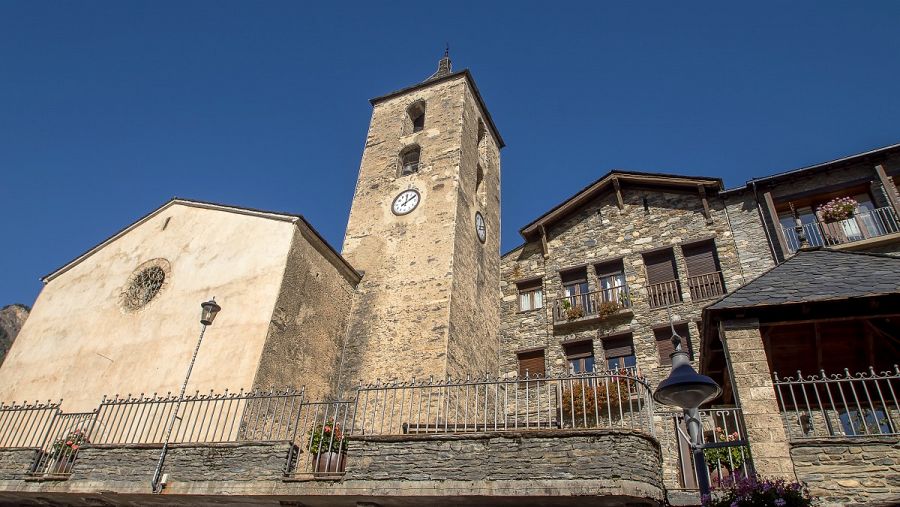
xmin=763 ymin=191 xmax=791 ymax=260
xmin=612 ymin=177 xmax=624 ymax=210
xmin=761 ymin=313 xmax=900 ymax=327
xmin=875 ymin=164 xmax=900 ymax=217
xmin=539 ymin=225 xmax=550 ymax=259
xmin=698 ymin=184 xmax=711 ymax=222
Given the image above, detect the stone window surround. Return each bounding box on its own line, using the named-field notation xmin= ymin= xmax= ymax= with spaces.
xmin=405 ymin=100 xmax=426 ymax=134
xmin=398 ymin=144 xmax=421 ymax=177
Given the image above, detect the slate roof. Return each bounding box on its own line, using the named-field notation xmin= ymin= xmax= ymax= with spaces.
xmin=707 ymin=248 xmax=900 ymax=310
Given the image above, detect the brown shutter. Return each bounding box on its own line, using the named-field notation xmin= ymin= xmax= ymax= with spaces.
xmin=560 ymin=267 xmax=588 ymax=284
xmin=595 ymin=259 xmax=625 ymax=277
xmin=643 ymin=250 xmax=677 ymax=284
xmin=563 ymin=340 xmax=594 ymax=358
xmin=682 ymin=241 xmax=718 ymax=276
xmin=655 ymin=324 xmax=693 ymax=365
xmin=518 ymin=350 xmax=546 ymax=377
xmin=602 ymin=334 xmax=634 ymax=359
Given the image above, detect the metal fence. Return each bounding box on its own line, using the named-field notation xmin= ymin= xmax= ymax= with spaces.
xmin=671 ymin=407 xmax=753 ymax=490
xmin=90 ymin=388 xmax=306 ymax=445
xmin=351 ymin=370 xmax=655 ymax=436
xmin=774 ymin=366 xmax=899 ymax=440
xmin=0 ymin=371 xmax=657 ymax=480
xmin=0 ymin=400 xmax=61 ymax=448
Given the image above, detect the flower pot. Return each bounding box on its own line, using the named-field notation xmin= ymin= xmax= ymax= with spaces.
xmin=313 ymin=451 xmax=345 ymax=476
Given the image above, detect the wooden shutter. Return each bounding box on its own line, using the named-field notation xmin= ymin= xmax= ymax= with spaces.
xmin=602 ymin=334 xmax=634 ymax=359
xmin=595 ymin=259 xmax=624 ymax=277
xmin=563 ymin=340 xmax=594 ymax=359
xmin=682 ymin=241 xmax=718 ymax=276
xmin=643 ymin=250 xmax=677 ymax=284
xmin=560 ymin=267 xmax=587 ymax=284
xmin=518 ymin=350 xmax=546 ymax=377
xmin=655 ymin=324 xmax=693 ymax=365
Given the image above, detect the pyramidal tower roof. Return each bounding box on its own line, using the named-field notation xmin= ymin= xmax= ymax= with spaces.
xmin=426 ymin=45 xmax=453 ymax=80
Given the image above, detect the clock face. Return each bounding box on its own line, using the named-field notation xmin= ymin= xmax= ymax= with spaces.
xmin=475 ymin=212 xmax=486 ymax=243
xmin=392 ymin=189 xmax=420 ymax=215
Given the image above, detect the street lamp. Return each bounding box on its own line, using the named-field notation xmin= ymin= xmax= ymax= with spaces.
xmin=151 ymin=298 xmax=221 ymax=493
xmin=653 ymin=328 xmax=721 ymax=498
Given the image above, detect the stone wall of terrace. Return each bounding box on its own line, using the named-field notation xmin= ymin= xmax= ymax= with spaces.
xmin=790 ymin=436 xmax=900 ymax=507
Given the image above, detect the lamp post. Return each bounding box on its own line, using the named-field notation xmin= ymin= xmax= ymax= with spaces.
xmin=653 ymin=327 xmax=722 ymax=498
xmin=151 ymin=298 xmax=221 ymax=493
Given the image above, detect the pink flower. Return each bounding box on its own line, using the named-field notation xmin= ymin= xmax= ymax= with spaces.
xmin=71 ymin=444 xmax=79 ymax=451
xmin=66 ymin=440 xmax=73 ymax=446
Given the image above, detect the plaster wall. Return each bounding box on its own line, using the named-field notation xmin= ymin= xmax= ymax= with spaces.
xmin=0 ymin=204 xmax=294 ymax=411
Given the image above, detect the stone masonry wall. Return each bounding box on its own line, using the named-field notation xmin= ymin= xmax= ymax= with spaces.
xmin=721 ymin=193 xmax=776 ymax=281
xmin=68 ymin=442 xmax=292 ymax=486
xmin=500 ymin=184 xmax=747 ymax=489
xmin=346 ymin=429 xmax=663 ymax=501
xmin=445 ymin=82 xmax=502 ymax=380
xmin=342 ymin=74 xmax=501 ymax=387
xmin=252 ymin=225 xmax=358 ymax=400
xmin=0 ymin=449 xmax=36 ymax=481
xmin=791 ymin=437 xmax=900 ymax=506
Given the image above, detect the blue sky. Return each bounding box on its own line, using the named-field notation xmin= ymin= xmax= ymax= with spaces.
xmin=2 ymin=1 xmax=899 ymax=306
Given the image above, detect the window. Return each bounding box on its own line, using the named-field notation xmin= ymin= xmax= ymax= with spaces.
xmin=407 ymin=101 xmax=425 ymax=133
xmin=517 ymin=349 xmax=546 ymax=378
xmin=682 ymin=240 xmax=725 ymax=301
xmin=654 ymin=323 xmax=694 ymax=365
xmin=602 ymin=334 xmax=636 ymax=372
xmin=560 ymin=267 xmax=591 ymax=311
xmin=643 ymin=249 xmax=681 ymax=307
xmin=476 ymin=164 xmax=484 ymax=195
xmin=399 ymin=146 xmax=420 ymax=176
xmin=517 ymin=279 xmax=543 ymax=312
xmin=595 ymin=259 xmax=628 ymax=308
xmin=564 ymin=341 xmax=595 ymax=374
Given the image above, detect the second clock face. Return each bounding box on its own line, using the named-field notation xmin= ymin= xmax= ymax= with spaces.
xmin=475 ymin=211 xmax=486 ymax=243
xmin=392 ymin=189 xmax=420 ymax=215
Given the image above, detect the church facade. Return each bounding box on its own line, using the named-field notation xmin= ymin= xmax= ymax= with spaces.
xmin=0 ymin=55 xmax=898 ymax=506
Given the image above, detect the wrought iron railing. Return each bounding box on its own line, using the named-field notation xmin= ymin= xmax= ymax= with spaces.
xmin=552 ymin=285 xmax=631 ymax=322
xmin=781 ymin=207 xmax=900 ymax=252
xmin=351 ymin=370 xmax=655 ymax=436
xmin=671 ymin=407 xmax=753 ymax=490
xmin=0 ymin=371 xmax=657 ymax=480
xmin=647 ymin=280 xmax=682 ymax=308
xmin=0 ymin=400 xmax=60 ymax=448
xmin=687 ymin=271 xmax=725 ymax=302
xmin=773 ymin=366 xmax=899 ymax=440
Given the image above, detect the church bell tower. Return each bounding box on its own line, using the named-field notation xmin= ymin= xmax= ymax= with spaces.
xmin=341 ymin=52 xmax=504 ymax=385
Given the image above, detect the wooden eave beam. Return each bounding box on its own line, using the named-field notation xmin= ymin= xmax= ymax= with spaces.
xmin=698 ymin=184 xmax=711 ymax=222
xmin=612 ymin=177 xmax=624 ymax=210
xmin=762 ymin=191 xmax=791 ymax=260
xmin=539 ymin=225 xmax=550 ymax=259
xmin=875 ymin=164 xmax=900 ymax=218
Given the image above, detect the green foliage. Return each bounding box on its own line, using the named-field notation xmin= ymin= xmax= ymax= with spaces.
xmin=703 ymin=427 xmax=749 ymax=471
xmin=308 ymin=420 xmax=347 ymax=455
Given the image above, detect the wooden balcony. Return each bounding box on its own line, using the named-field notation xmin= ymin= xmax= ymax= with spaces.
xmin=646 ymin=280 xmax=682 ymax=308
xmin=552 ymin=286 xmax=632 ymax=326
xmin=687 ymin=271 xmax=725 ymax=302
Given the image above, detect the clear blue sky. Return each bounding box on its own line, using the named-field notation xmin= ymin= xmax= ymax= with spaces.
xmin=2 ymin=1 xmax=899 ymax=307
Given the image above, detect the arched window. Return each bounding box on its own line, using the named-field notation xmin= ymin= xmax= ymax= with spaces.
xmin=408 ymin=101 xmax=426 ymax=133
xmin=399 ymin=145 xmax=421 ymax=176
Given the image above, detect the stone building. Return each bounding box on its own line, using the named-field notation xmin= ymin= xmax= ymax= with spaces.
xmin=0 ymin=53 xmax=897 ymax=506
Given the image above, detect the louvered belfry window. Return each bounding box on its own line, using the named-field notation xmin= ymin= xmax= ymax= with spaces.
xmin=655 ymin=323 xmax=694 ymax=365
xmin=517 ymin=349 xmax=546 ymax=378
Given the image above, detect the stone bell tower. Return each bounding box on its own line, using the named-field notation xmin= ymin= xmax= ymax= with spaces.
xmin=341 ymin=52 xmax=504 ymax=386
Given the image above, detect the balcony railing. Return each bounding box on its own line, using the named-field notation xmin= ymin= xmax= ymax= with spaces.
xmin=773 ymin=366 xmax=900 ymax=440
xmin=687 ymin=271 xmax=725 ymax=302
xmin=552 ymin=286 xmax=631 ymax=323
xmin=670 ymin=407 xmax=753 ymax=490
xmin=647 ymin=280 xmax=682 ymax=308
xmin=781 ymin=206 xmax=900 ymax=253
